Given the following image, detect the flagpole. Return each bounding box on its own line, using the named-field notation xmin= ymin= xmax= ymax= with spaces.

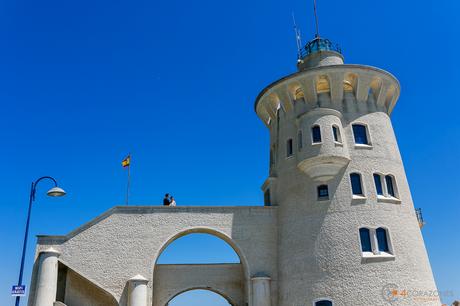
xmin=125 ymin=154 xmax=131 ymax=205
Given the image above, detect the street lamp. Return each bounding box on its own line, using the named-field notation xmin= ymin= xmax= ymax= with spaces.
xmin=14 ymin=176 xmax=66 ymax=306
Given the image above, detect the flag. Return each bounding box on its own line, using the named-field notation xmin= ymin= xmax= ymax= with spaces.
xmin=122 ymin=155 xmax=130 ymax=167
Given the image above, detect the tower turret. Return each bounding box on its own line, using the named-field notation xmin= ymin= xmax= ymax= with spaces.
xmin=297 ymin=36 xmax=344 ymax=70
xmin=256 ymin=37 xmax=400 ymax=185
xmin=255 ymin=35 xmax=440 ymax=305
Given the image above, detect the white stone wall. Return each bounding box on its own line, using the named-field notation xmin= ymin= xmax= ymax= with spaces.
xmin=29 ymin=206 xmax=278 ymax=306
xmin=63 ymin=269 xmax=118 ymax=306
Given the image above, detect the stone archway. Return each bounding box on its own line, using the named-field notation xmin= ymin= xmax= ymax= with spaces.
xmin=152 ymin=227 xmax=249 ymax=306
xmin=165 ymin=287 xmax=236 ymax=306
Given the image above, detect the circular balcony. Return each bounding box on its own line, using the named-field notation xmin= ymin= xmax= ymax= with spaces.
xmin=300 ymin=37 xmax=342 ymax=59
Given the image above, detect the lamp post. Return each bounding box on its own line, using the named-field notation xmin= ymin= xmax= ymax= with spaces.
xmin=14 ymin=176 xmax=66 ymax=306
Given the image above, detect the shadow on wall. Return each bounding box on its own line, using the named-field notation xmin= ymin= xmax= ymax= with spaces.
xmin=55 ymin=262 xmax=118 ymax=306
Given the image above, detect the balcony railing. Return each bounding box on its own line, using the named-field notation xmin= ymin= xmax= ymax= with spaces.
xmin=415 ymin=208 xmax=425 ymax=228
xmin=300 ymin=37 xmax=342 ymax=59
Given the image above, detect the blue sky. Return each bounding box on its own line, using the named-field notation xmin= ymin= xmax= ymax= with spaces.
xmin=0 ymin=0 xmax=459 ymax=305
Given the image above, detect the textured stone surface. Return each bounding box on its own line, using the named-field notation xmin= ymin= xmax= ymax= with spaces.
xmin=29 ymin=206 xmax=278 ymax=306
xmin=63 ymin=269 xmax=118 ymax=306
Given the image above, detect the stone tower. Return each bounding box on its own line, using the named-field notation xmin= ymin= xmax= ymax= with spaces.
xmin=255 ymin=37 xmax=440 ymax=305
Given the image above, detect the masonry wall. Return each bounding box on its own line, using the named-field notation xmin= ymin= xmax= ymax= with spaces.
xmin=29 ymin=206 xmax=278 ymax=306
xmin=271 ymin=91 xmax=439 ymax=305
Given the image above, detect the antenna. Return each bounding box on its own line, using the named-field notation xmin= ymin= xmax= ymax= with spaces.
xmin=292 ymin=12 xmax=302 ymax=60
xmin=313 ymin=0 xmax=320 ymax=38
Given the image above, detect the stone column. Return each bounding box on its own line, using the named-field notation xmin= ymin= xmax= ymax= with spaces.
xmin=128 ymin=274 xmax=149 ymax=306
xmin=251 ymin=276 xmax=271 ymax=306
xmin=34 ymin=248 xmax=60 ymax=306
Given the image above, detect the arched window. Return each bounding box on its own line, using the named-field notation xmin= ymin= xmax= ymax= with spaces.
xmin=332 ymin=125 xmax=341 ymax=143
xmin=350 ymin=173 xmax=364 ymax=196
xmin=352 ymin=124 xmax=369 ymax=145
xmin=298 ymin=130 xmax=303 ymax=151
xmin=312 ymin=125 xmax=322 ymax=143
xmin=374 ymin=173 xmax=399 ymax=201
xmin=286 ymin=139 xmax=293 ymax=157
xmin=376 ymin=228 xmax=390 ymax=252
xmin=373 ymin=174 xmax=383 ymax=196
xmin=294 ymin=87 xmax=304 ymax=100
xmin=358 ymin=227 xmax=393 ymax=257
xmin=315 ymin=300 xmax=333 ymax=306
xmin=359 ymin=228 xmax=372 ymax=252
xmin=316 ymin=75 xmax=330 ymax=94
xmin=317 ymin=185 xmax=329 ymax=200
xmin=385 ymin=175 xmax=396 ymax=197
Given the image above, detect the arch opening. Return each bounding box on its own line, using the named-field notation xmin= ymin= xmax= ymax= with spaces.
xmin=152 ymin=228 xmax=249 ymax=306
xmin=167 ymin=288 xmax=234 ymax=306
xmin=316 ymin=75 xmax=331 ymax=94
xmin=157 ymin=233 xmax=240 ymax=264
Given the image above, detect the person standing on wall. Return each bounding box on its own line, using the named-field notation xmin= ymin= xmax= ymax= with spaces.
xmin=163 ymin=193 xmax=171 ymax=206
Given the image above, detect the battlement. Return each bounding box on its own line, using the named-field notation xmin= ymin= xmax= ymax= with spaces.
xmin=255 ymin=64 xmax=400 ymax=127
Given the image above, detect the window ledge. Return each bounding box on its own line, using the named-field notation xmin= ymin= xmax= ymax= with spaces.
xmin=362 ymin=252 xmax=394 ymax=259
xmin=312 ymin=142 xmax=322 ymax=146
xmin=352 ymin=195 xmax=367 ymax=200
xmin=334 ymin=141 xmax=343 ymax=147
xmin=354 ymin=144 xmax=373 ymax=149
xmin=377 ymin=195 xmax=401 ymax=204
xmin=285 ymin=155 xmax=294 ymax=160
xmin=317 ymin=197 xmax=330 ymax=202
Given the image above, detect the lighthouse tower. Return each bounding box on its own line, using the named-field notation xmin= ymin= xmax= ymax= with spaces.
xmin=255 ymin=37 xmax=440 ymax=305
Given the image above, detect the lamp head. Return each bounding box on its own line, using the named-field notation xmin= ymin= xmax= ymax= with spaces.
xmin=46 ymin=186 xmax=66 ymax=197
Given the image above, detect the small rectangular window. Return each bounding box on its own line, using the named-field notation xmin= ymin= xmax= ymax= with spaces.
xmin=359 ymin=228 xmax=372 ymax=252
xmin=376 ymin=228 xmax=389 ymax=252
xmin=350 ymin=173 xmax=363 ymax=195
xmin=286 ymin=139 xmax=293 ymax=157
xmin=312 ymin=126 xmax=322 ymax=143
xmin=373 ymin=174 xmax=383 ymax=196
xmin=385 ymin=175 xmax=396 ymax=197
xmin=317 ymin=185 xmax=329 ymax=200
xmin=332 ymin=126 xmax=340 ymax=142
xmin=352 ymin=124 xmax=369 ymax=145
